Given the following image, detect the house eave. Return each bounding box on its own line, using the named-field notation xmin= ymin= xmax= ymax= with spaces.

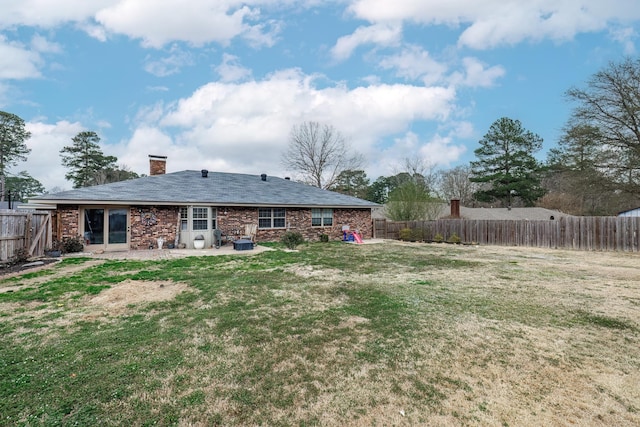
xmin=32 ymin=199 xmax=377 ymax=210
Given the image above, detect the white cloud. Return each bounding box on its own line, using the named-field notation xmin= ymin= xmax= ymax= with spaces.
xmin=16 ymin=120 xmax=86 ymax=191
xmin=30 ymin=34 xmax=63 ymax=54
xmin=448 ymin=57 xmax=505 ymax=88
xmin=378 ymin=45 xmax=448 ymax=84
xmin=144 ymin=45 xmax=194 ymax=77
xmin=0 ymin=83 xmax=10 ymax=107
xmin=347 ymin=0 xmax=640 ymax=50
xmin=371 ymin=130 xmax=467 ymax=178
xmin=0 ymin=0 xmax=112 ymax=29
xmin=418 ymin=133 xmax=466 ymax=165
xmin=16 ymin=68 xmax=464 ymax=189
xmin=0 ymin=36 xmax=42 ymax=79
xmin=331 ymin=23 xmax=403 ymax=61
xmin=215 ymin=53 xmax=252 ymax=82
xmin=610 ymin=27 xmax=637 ymax=55
xmin=117 ymin=69 xmax=457 ymax=179
xmin=95 ymin=1 xmax=262 ymax=48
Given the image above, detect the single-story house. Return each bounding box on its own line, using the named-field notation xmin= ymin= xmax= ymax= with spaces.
xmin=445 ymin=203 xmax=571 ymax=221
xmin=30 ymin=155 xmax=378 ymax=251
xmin=373 ymin=199 xmax=570 ymax=221
xmin=618 ymin=207 xmax=640 ymax=217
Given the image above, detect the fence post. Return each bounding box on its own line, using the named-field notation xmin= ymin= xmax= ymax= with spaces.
xmin=25 ymin=213 xmax=32 ymax=253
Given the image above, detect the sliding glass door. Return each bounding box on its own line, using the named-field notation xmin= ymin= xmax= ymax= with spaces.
xmin=83 ymin=207 xmax=129 ymax=251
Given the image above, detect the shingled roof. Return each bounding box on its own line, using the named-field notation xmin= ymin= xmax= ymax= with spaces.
xmin=32 ymin=170 xmax=378 ymax=208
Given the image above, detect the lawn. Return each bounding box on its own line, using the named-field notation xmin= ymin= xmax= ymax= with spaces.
xmin=0 ymin=241 xmax=638 ymax=426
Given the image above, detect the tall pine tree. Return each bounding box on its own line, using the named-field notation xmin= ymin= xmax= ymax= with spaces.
xmin=0 ymin=111 xmax=32 ymax=201
xmin=471 ymin=117 xmax=545 ymax=207
xmin=60 ymin=131 xmax=117 ymax=188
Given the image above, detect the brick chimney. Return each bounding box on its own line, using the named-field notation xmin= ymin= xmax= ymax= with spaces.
xmin=450 ymin=199 xmax=460 ymax=218
xmin=149 ymin=155 xmax=167 ymax=176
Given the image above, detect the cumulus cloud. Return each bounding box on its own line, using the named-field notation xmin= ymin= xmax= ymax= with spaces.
xmin=215 ymin=53 xmax=252 ymax=82
xmin=0 ymin=0 xmax=111 ymax=29
xmin=347 ymin=0 xmax=640 ymax=49
xmin=448 ymin=57 xmax=505 ymax=88
xmin=418 ymin=133 xmax=467 ymax=165
xmin=17 ymin=120 xmax=86 ymax=191
xmin=109 ymin=69 xmax=458 ymax=178
xmin=95 ymin=0 xmax=265 ymax=48
xmin=378 ymin=45 xmax=448 ymax=84
xmin=30 ymin=34 xmax=63 ymax=54
xmin=331 ymin=23 xmax=403 ymax=61
xmin=0 ymin=36 xmax=42 ymax=79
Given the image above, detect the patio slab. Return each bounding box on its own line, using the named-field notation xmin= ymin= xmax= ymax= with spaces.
xmin=79 ymin=243 xmax=273 ymax=260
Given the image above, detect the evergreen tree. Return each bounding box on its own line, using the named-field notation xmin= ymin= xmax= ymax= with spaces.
xmin=60 ymin=131 xmax=117 ymax=188
xmin=366 ymin=176 xmax=391 ymax=204
xmin=0 ymin=111 xmax=32 ymax=201
xmin=329 ymin=169 xmax=370 ymax=199
xmin=5 ymin=171 xmax=45 ymax=203
xmin=471 ymin=117 xmax=545 ymax=207
xmin=88 ymin=165 xmax=140 ymax=186
xmin=543 ymin=124 xmax=614 ymax=215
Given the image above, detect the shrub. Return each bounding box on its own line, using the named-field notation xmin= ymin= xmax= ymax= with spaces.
xmin=12 ymin=247 xmax=29 ymax=264
xmin=319 ymin=233 xmax=329 ymax=243
xmin=411 ymin=228 xmax=424 ymax=241
xmin=281 ymin=232 xmax=304 ymax=250
xmin=61 ymin=235 xmax=85 ymax=253
xmin=399 ymin=228 xmax=412 ymax=241
xmin=433 ymin=233 xmax=444 ymax=243
xmin=448 ymin=233 xmax=461 ymax=244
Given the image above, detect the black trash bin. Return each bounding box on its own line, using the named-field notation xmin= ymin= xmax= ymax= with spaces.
xmin=233 ymin=239 xmax=254 ymax=251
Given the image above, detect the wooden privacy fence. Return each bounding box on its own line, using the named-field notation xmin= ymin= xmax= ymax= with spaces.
xmin=0 ymin=210 xmax=52 ymax=262
xmin=374 ymin=217 xmax=640 ymax=252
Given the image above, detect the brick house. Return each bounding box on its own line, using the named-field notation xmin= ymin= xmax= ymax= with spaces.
xmin=31 ymin=155 xmax=378 ymax=251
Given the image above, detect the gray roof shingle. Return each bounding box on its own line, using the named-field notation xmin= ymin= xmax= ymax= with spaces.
xmin=33 ymin=170 xmax=378 ymax=208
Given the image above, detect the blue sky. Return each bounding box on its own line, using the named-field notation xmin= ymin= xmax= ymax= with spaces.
xmin=2 ymin=0 xmax=640 ymax=191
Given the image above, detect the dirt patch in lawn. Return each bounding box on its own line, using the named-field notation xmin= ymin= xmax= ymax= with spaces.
xmin=82 ymin=279 xmax=190 ymax=318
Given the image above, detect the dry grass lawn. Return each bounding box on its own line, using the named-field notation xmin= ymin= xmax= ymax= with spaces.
xmin=0 ymin=241 xmax=638 ymax=426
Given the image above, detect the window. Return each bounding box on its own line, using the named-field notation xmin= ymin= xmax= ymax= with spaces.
xmin=188 ymin=206 xmax=217 ymax=231
xmin=180 ymin=207 xmax=188 ymax=231
xmin=312 ymin=208 xmax=333 ymax=227
xmin=259 ymin=208 xmax=286 ymax=228
xmin=192 ymin=207 xmax=208 ymax=230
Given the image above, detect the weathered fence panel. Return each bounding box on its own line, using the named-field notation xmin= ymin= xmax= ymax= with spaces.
xmin=0 ymin=211 xmax=52 ymax=262
xmin=374 ymin=217 xmax=640 ymax=252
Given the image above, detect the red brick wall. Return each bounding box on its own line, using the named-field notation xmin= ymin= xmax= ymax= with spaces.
xmin=57 ymin=206 xmax=80 ymax=241
xmin=218 ymin=207 xmax=372 ymax=242
xmin=57 ymin=204 xmax=372 ymax=249
xmin=216 ymin=207 xmax=259 ymax=240
xmin=130 ymin=206 xmax=179 ymax=249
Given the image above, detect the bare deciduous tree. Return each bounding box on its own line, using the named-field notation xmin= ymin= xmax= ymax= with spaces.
xmin=566 ymin=57 xmax=640 ymax=194
xmin=282 ymin=121 xmax=363 ymax=189
xmin=438 ymin=165 xmax=479 ymax=206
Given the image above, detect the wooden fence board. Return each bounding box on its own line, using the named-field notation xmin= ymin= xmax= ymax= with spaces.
xmin=375 ymin=217 xmax=640 ymax=252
